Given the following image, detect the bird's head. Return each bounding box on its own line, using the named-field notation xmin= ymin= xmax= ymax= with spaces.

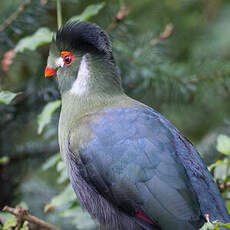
xmin=45 ymin=21 xmax=122 ymax=96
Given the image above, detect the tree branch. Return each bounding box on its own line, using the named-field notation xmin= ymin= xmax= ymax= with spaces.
xmin=2 ymin=206 xmax=61 ymax=230
xmin=0 ymin=0 xmax=31 ymax=32
xmin=150 ymin=23 xmax=174 ymax=46
xmin=106 ymin=5 xmax=130 ymax=33
xmin=0 ymin=144 xmax=59 ymax=165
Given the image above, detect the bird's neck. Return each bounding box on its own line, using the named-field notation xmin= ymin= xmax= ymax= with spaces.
xmin=60 ymin=54 xmax=125 ymax=124
xmin=59 ymin=59 xmax=126 ymax=160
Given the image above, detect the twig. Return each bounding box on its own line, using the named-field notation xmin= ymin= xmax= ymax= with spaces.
xmin=1 ymin=49 xmax=16 ymax=72
xmin=2 ymin=206 xmax=61 ymax=230
xmin=187 ymin=71 xmax=230 ymax=85
xmin=56 ymin=0 xmax=62 ymax=29
xmin=204 ymin=214 xmax=210 ymax=222
xmin=106 ymin=6 xmax=130 ymax=33
xmin=0 ymin=144 xmax=59 ymax=164
xmin=0 ymin=0 xmax=31 ymax=32
xmin=218 ymin=181 xmax=230 ymax=193
xmin=150 ymin=23 xmax=174 ymax=46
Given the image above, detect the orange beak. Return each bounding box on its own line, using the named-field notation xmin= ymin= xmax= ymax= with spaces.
xmin=44 ymin=66 xmax=57 ymax=77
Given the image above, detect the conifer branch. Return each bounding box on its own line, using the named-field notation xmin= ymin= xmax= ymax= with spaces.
xmin=0 ymin=0 xmax=31 ymax=32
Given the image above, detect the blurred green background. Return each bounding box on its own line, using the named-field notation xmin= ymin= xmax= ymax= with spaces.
xmin=0 ymin=0 xmax=230 ymax=229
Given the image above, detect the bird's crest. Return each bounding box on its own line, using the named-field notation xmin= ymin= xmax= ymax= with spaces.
xmin=56 ymin=21 xmax=112 ymax=56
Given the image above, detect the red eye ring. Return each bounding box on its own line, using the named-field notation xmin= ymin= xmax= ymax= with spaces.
xmin=64 ymin=55 xmax=72 ymax=65
xmin=61 ymin=51 xmax=76 ymax=66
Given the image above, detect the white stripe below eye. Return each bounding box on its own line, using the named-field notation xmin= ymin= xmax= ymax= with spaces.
xmin=70 ymin=55 xmax=90 ymax=96
xmin=56 ymin=57 xmax=64 ymax=68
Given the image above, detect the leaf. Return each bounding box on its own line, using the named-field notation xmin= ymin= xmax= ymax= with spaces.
xmin=217 ymin=134 xmax=230 ymax=156
xmin=1 ymin=50 xmax=16 ymax=72
xmin=56 ymin=160 xmax=68 ymax=184
xmin=44 ymin=204 xmax=55 ymax=213
xmin=15 ymin=27 xmax=52 ymax=53
xmin=214 ymin=163 xmax=228 ymax=181
xmin=42 ymin=153 xmax=61 ymax=171
xmin=17 ymin=201 xmax=28 ymax=209
xmin=199 ymin=222 xmax=217 ymax=230
xmin=0 ymin=91 xmax=20 ymax=104
xmin=213 ymin=220 xmax=230 ymax=228
xmin=21 ymin=222 xmax=29 ymax=230
xmin=2 ymin=216 xmax=16 ymax=230
xmin=57 ymin=167 xmax=68 ymax=184
xmin=0 ymin=205 xmax=28 ymax=230
xmin=208 ymin=159 xmax=227 ymax=171
xmin=37 ymin=100 xmax=61 ymax=134
xmin=49 ymin=184 xmax=76 ymax=207
xmin=61 ymin=206 xmax=97 ymax=230
xmin=200 ymin=220 xmax=230 ymax=230
xmin=56 ymin=160 xmax=65 ymax=172
xmin=0 ymin=156 xmax=9 ymax=165
xmin=69 ymin=2 xmax=105 ymax=22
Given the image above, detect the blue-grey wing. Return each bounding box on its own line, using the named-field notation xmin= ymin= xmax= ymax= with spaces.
xmin=68 ymin=107 xmax=229 ymax=229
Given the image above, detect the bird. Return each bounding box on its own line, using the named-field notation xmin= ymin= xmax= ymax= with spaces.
xmin=44 ymin=21 xmax=230 ymax=230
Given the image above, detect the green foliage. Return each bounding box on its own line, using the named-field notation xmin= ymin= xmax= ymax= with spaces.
xmin=15 ymin=27 xmax=52 ymax=53
xmin=49 ymin=184 xmax=76 ymax=207
xmin=0 ymin=218 xmax=28 ymax=230
xmin=205 ymin=134 xmax=230 ymax=224
xmin=0 ymin=216 xmax=28 ymax=230
xmin=0 ymin=91 xmax=20 ymax=104
xmin=60 ymin=206 xmax=97 ymax=230
xmin=69 ymin=2 xmax=105 ymax=22
xmin=0 ymin=216 xmax=16 ymax=230
xmin=56 ymin=160 xmax=68 ymax=184
xmin=200 ymin=220 xmax=230 ymax=230
xmin=217 ymin=135 xmax=230 ymax=156
xmin=200 ymin=221 xmax=230 ymax=230
xmin=213 ymin=220 xmax=230 ymax=228
xmin=42 ymin=154 xmax=75 ymax=208
xmin=0 ymin=156 xmax=9 ymax=165
xmin=37 ymin=100 xmax=61 ymax=134
xmin=42 ymin=153 xmax=61 ymax=171
xmin=0 ymin=203 xmax=29 ymax=230
xmin=208 ymin=159 xmax=228 ymax=172
xmin=200 ymin=222 xmax=217 ymax=230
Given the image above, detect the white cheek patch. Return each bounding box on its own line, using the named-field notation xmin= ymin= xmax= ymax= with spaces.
xmin=56 ymin=57 xmax=64 ymax=68
xmin=70 ymin=55 xmax=90 ymax=96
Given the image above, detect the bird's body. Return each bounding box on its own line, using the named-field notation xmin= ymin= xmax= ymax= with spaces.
xmin=45 ymin=21 xmax=230 ymax=230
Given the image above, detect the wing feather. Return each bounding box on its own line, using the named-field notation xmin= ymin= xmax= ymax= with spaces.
xmin=68 ymin=106 xmax=228 ymax=229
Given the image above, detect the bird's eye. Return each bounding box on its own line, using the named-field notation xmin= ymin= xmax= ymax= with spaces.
xmin=64 ymin=55 xmax=72 ymax=65
xmin=61 ymin=51 xmax=76 ymax=66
